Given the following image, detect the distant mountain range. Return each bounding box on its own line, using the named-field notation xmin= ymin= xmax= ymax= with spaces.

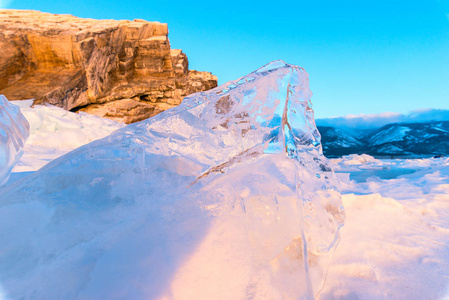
xmin=318 ymin=121 xmax=449 ymax=158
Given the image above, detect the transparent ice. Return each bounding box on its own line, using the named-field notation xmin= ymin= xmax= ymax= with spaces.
xmin=0 ymin=61 xmax=344 ymax=299
xmin=0 ymin=95 xmax=29 ymax=186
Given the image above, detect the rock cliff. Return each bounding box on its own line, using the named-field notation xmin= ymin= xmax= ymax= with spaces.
xmin=0 ymin=10 xmax=217 ymax=123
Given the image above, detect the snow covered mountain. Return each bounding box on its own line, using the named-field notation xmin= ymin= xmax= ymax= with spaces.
xmin=317 ymin=126 xmax=365 ymax=157
xmin=368 ymin=121 xmax=449 ymax=156
xmin=318 ymin=121 xmax=449 ymax=157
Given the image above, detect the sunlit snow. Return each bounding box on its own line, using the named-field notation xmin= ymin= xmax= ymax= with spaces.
xmin=1 ymin=61 xmax=449 ymax=299
xmin=0 ymin=61 xmax=344 ymax=299
xmin=8 ymin=100 xmax=124 ymax=181
xmin=321 ymin=155 xmax=449 ymax=299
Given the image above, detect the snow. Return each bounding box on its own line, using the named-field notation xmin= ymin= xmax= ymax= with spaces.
xmin=369 ymin=125 xmax=411 ymax=146
xmin=433 ymin=123 xmax=449 ymax=133
xmin=1 ymin=63 xmax=449 ymax=299
xmin=0 ymin=95 xmax=29 ymax=186
xmin=330 ymin=141 xmax=352 ymax=148
xmin=375 ymin=144 xmax=412 ymax=155
xmin=0 ymin=61 xmax=344 ymax=299
xmin=321 ymin=155 xmax=449 ymax=299
xmin=9 ymin=100 xmax=124 ymax=174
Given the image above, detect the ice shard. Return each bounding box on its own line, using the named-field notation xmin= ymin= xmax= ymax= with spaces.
xmin=0 ymin=95 xmax=29 ymax=186
xmin=0 ymin=61 xmax=344 ymax=299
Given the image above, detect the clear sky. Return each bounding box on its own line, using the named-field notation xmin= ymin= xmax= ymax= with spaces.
xmin=2 ymin=0 xmax=449 ymax=118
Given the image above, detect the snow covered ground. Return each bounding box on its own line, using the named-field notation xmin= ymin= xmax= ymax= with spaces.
xmin=7 ymin=100 xmax=124 ymax=184
xmin=1 ymin=63 xmax=344 ymax=299
xmin=3 ymin=103 xmax=449 ymax=299
xmin=322 ymin=155 xmax=449 ymax=299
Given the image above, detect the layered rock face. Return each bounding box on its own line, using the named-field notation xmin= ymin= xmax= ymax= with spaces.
xmin=0 ymin=10 xmax=217 ymax=123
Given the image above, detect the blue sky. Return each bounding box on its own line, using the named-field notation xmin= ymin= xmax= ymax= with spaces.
xmin=2 ymin=0 xmax=449 ymax=119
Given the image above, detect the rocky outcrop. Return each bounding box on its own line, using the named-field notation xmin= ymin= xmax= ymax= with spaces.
xmin=0 ymin=10 xmax=217 ymax=123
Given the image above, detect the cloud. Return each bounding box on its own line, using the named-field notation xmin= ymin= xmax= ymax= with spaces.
xmin=316 ymin=109 xmax=449 ymax=130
